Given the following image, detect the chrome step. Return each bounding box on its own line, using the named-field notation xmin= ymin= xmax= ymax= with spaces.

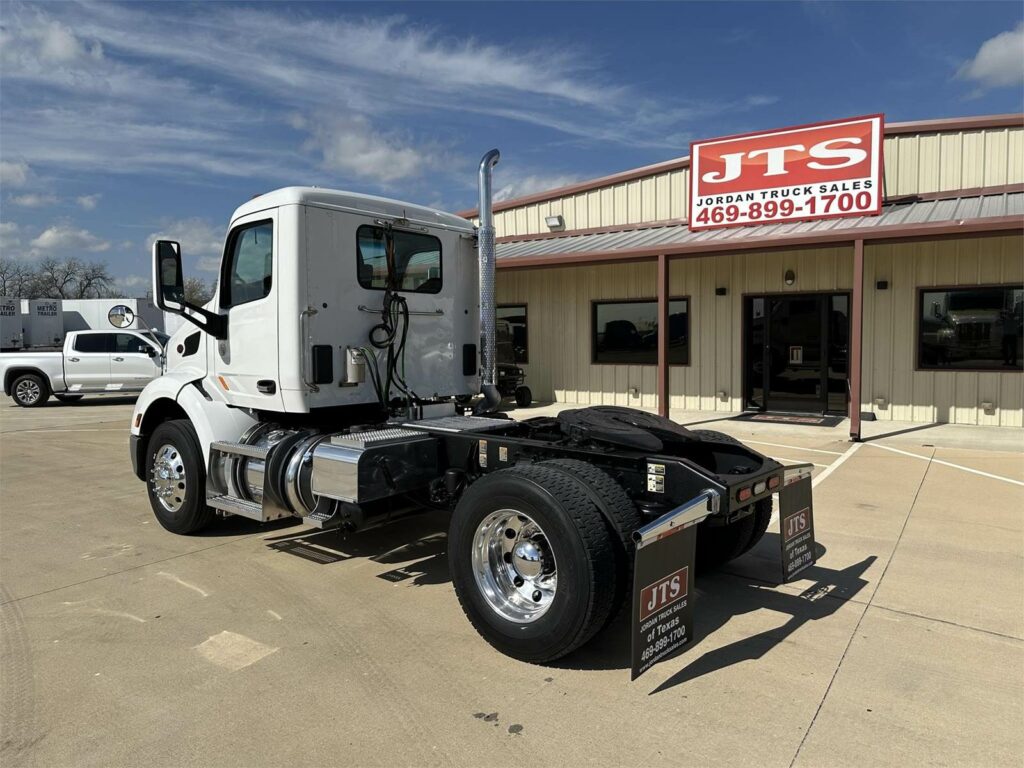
xmin=302 ymin=509 xmax=341 ymax=530
xmin=211 ymin=440 xmax=271 ymax=460
xmin=207 ymin=494 xmax=266 ymax=521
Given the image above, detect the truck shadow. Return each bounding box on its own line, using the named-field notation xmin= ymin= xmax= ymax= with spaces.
xmin=553 ymin=539 xmax=875 ymax=691
xmin=261 ymin=509 xmax=451 ymax=587
xmin=40 ymin=395 xmax=138 ymax=407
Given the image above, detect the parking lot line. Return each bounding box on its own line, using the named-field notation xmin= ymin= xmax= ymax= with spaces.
xmin=742 ymin=440 xmax=845 ymax=456
xmin=810 ymin=442 xmax=862 ymax=488
xmin=867 ymin=442 xmax=1024 ymax=487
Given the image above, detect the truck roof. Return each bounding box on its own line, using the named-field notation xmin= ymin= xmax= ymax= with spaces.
xmin=231 ymin=187 xmax=476 ymax=233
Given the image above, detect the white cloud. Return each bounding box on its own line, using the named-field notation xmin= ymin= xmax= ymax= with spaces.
xmin=8 ymin=193 xmax=58 ymax=207
xmin=303 ymin=116 xmax=441 ymax=184
xmin=116 ymin=274 xmax=150 ymax=294
xmin=146 ymin=218 xmax=224 ymax=273
xmin=0 ymin=160 xmax=30 ymax=187
xmin=76 ymin=193 xmax=101 ymax=210
xmin=0 ymin=222 xmax=22 ymax=250
xmin=30 ymin=224 xmax=111 ymax=253
xmin=495 ymin=172 xmax=584 ymax=202
xmin=957 ymin=22 xmax=1024 ymax=91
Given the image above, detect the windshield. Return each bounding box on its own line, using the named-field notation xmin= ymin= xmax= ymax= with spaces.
xmin=143 ymin=330 xmax=170 ymax=348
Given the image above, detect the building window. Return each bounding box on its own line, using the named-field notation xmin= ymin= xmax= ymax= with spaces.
xmin=497 ymin=305 xmax=528 ymax=364
xmin=221 ymin=220 xmax=273 ymax=308
xmin=592 ymin=298 xmax=689 ymax=365
xmin=918 ymin=286 xmax=1022 ymax=371
xmin=357 ymin=225 xmax=442 ymax=294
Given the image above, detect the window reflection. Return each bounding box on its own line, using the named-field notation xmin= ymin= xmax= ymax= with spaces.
xmin=496 ymin=305 xmax=528 ymax=363
xmin=918 ymin=286 xmax=1023 ymax=370
xmin=592 ymin=299 xmax=689 ymax=365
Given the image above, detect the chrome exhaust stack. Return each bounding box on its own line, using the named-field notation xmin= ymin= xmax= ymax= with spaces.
xmin=475 ymin=148 xmax=502 ymax=414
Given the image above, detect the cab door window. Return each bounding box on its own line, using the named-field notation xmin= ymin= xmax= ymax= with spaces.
xmin=221 ymin=221 xmax=273 ymax=308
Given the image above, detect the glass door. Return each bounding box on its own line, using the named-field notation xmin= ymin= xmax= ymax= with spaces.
xmin=744 ymin=293 xmax=849 ymax=414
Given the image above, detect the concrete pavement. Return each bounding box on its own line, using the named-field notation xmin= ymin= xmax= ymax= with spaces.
xmin=1 ymin=396 xmax=1021 ymax=767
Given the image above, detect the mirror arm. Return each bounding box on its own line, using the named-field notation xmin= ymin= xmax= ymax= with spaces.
xmin=179 ymin=302 xmax=227 ymax=340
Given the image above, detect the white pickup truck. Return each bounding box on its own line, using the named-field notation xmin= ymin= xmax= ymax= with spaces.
xmin=1 ymin=329 xmax=165 ymax=407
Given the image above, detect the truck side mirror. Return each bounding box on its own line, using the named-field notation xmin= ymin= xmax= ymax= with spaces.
xmin=154 ymin=241 xmax=185 ymax=310
xmin=151 ymin=240 xmax=228 ymax=339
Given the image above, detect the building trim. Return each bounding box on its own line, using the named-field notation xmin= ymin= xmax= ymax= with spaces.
xmin=494 ymin=183 xmax=1024 ymax=245
xmin=459 ymin=114 xmax=1024 ymax=218
xmin=496 ymin=214 xmax=1024 ymax=271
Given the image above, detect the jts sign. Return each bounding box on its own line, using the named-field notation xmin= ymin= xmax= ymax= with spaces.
xmin=689 ymin=114 xmax=883 ymax=231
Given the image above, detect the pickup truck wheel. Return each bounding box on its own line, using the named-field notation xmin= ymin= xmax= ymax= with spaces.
xmin=54 ymin=394 xmax=84 ymax=403
xmin=146 ymin=419 xmax=214 ymax=535
xmin=11 ymin=373 xmax=48 ymax=407
xmin=696 ymin=497 xmax=773 ymax=573
xmin=514 ymin=385 xmax=532 ymax=407
xmin=449 ymin=464 xmax=618 ymax=663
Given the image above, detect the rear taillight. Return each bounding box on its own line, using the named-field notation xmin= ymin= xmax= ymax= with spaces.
xmin=768 ymin=475 xmax=781 ymax=490
xmin=738 ymin=487 xmax=752 ymax=502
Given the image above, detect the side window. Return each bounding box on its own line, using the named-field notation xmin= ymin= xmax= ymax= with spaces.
xmin=356 ymin=225 xmax=442 ymax=294
xmin=74 ymin=334 xmax=113 ymax=353
xmin=115 ymin=334 xmax=153 ymax=354
xmin=221 ymin=221 xmax=273 ymax=308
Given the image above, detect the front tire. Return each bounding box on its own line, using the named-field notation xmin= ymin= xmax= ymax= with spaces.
xmin=146 ymin=419 xmax=214 ymax=535
xmin=11 ymin=373 xmax=48 ymax=407
xmin=514 ymin=385 xmax=532 ymax=408
xmin=449 ymin=464 xmax=618 ymax=663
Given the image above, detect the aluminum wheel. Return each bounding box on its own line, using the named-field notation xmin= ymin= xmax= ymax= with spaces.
xmin=151 ymin=443 xmax=187 ymax=513
xmin=471 ymin=509 xmax=557 ymax=623
xmin=15 ymin=379 xmax=42 ymax=405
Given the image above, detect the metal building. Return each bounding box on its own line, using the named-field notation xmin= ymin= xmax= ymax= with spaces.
xmin=467 ymin=114 xmax=1024 ymax=436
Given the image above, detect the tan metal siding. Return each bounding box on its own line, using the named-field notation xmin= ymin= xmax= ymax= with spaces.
xmin=493 ymin=126 xmax=1024 ymax=237
xmin=862 ymin=234 xmax=1023 ymax=427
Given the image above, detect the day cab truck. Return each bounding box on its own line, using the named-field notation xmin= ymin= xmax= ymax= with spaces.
xmin=1 ymin=329 xmax=164 ymax=407
xmin=130 ymin=151 xmax=800 ymax=664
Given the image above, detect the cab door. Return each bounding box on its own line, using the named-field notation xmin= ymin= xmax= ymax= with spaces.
xmin=65 ymin=333 xmax=113 ymax=390
xmin=214 ymin=211 xmax=282 ymax=409
xmin=110 ymin=333 xmax=161 ymax=389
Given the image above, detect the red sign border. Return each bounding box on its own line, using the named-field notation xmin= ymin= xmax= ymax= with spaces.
xmin=688 ymin=113 xmax=885 ymax=233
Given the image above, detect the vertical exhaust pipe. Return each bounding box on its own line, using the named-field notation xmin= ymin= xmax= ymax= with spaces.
xmin=475 ymin=149 xmax=501 ymax=414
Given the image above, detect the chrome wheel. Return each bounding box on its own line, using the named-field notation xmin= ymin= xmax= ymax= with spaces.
xmin=471 ymin=509 xmax=557 ymax=623
xmin=15 ymin=379 xmax=41 ymax=405
xmin=151 ymin=443 xmax=187 ymax=513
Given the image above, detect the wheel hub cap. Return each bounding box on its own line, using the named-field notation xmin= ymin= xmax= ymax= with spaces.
xmin=16 ymin=380 xmax=40 ymax=404
xmin=471 ymin=509 xmax=557 ymax=623
xmin=151 ymin=444 xmax=186 ymax=513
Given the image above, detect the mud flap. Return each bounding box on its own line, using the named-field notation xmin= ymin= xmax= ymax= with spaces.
xmin=630 ymin=491 xmax=718 ymax=680
xmin=779 ymin=463 xmax=816 ymax=582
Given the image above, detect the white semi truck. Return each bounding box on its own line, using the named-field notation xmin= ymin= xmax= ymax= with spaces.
xmin=130 ymin=152 xmax=797 ymax=662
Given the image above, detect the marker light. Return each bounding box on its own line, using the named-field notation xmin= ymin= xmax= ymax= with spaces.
xmin=738 ymin=487 xmax=752 ymax=502
xmin=768 ymin=475 xmax=781 ymax=490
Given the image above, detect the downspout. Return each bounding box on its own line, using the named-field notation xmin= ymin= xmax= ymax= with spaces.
xmin=475 ymin=149 xmax=502 ymax=414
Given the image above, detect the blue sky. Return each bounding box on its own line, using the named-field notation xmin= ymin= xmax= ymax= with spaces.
xmin=1 ymin=1 xmax=1021 ymax=291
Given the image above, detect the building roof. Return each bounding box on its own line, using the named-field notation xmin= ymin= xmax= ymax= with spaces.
xmin=460 ymin=113 xmax=1024 ymax=218
xmin=232 ymin=186 xmax=475 ymax=233
xmin=495 ymin=187 xmax=1024 ymax=268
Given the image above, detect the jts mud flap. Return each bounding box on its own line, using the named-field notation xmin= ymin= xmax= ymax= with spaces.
xmin=630 ymin=491 xmax=718 ymax=680
xmin=779 ymin=463 xmax=816 ymax=582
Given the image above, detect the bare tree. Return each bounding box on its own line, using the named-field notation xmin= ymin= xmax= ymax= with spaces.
xmin=184 ymin=276 xmax=214 ymax=305
xmin=72 ymin=261 xmax=113 ymax=298
xmin=0 ymin=258 xmax=35 ymax=297
xmin=33 ymin=257 xmax=82 ymax=298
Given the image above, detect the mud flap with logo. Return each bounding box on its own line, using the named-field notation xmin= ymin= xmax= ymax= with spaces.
xmin=630 ymin=491 xmax=718 ymax=680
xmin=779 ymin=463 xmax=816 ymax=582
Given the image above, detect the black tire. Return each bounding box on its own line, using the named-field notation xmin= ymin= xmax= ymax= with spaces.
xmin=449 ymin=464 xmax=618 ymax=663
xmin=514 ymin=385 xmax=532 ymax=408
xmin=10 ymin=373 xmax=48 ymax=407
xmin=539 ymin=459 xmax=642 ymax=627
xmin=696 ymin=497 xmax=773 ymax=573
xmin=145 ymin=419 xmax=214 ymax=535
xmin=54 ymin=394 xmax=84 ymax=403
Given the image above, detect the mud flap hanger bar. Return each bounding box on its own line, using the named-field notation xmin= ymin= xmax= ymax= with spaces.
xmin=633 ymin=490 xmax=720 ymax=551
xmin=783 ymin=463 xmax=815 ymax=486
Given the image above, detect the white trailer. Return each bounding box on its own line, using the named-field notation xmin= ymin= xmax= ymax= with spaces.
xmin=1 ymin=297 xmax=23 ymax=351
xmin=20 ymin=299 xmax=64 ymax=348
xmin=62 ymin=298 xmax=164 ymax=334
